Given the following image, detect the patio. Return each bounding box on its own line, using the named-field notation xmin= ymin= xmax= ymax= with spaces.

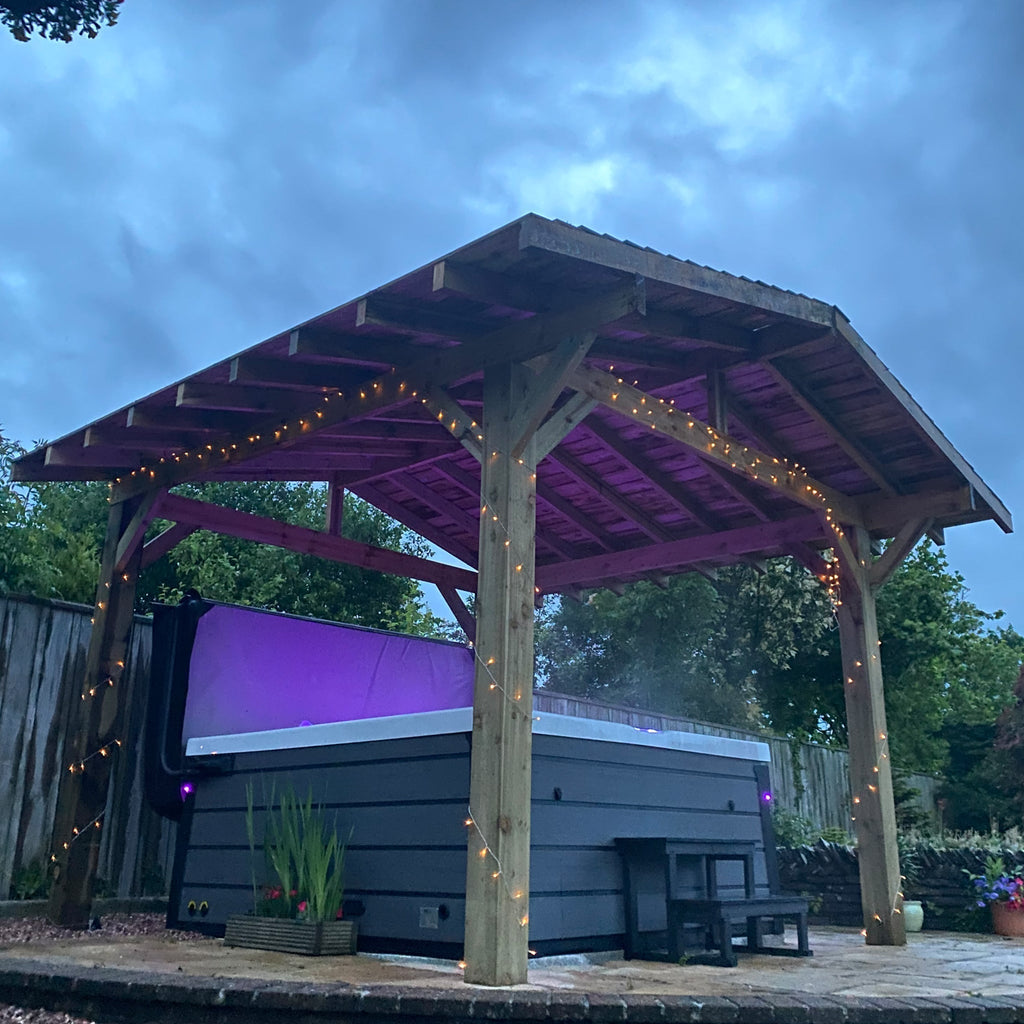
xmin=1 ymin=922 xmax=1022 ymax=1022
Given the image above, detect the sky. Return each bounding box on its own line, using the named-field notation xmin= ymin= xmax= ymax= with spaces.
xmin=1 ymin=0 xmax=1022 ymax=633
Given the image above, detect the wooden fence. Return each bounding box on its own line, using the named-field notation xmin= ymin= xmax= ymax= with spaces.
xmin=0 ymin=595 xmax=173 ymax=901
xmin=0 ymin=594 xmax=938 ymax=899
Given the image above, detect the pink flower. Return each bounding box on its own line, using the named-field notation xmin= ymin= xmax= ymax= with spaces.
xmin=298 ymin=900 xmax=307 ymax=913
xmin=335 ymin=907 xmax=344 ymax=920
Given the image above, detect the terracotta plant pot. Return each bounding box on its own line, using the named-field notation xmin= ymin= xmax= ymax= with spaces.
xmin=224 ymin=915 xmax=357 ymax=955
xmin=991 ymin=903 xmax=1024 ymax=938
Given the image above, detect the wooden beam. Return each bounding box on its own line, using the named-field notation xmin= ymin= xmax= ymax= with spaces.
xmin=868 ymin=519 xmax=931 ymax=588
xmin=156 ymin=492 xmax=477 ymax=593
xmin=510 ymin=332 xmax=597 ymax=458
xmin=761 ymin=359 xmax=901 ymax=497
xmin=535 ymin=513 xmax=826 ymax=590
xmin=432 ymin=259 xmax=559 ymax=312
xmin=126 ymin=406 xmax=252 ymax=434
xmin=112 ymin=279 xmax=645 ymax=502
xmin=230 ymin=355 xmax=353 ymax=390
xmin=140 ymin=522 xmax=196 ymax=568
xmin=288 ymin=327 xmax=412 ymax=368
xmin=833 ymin=528 xmax=907 ymax=947
xmin=357 ymin=295 xmax=484 ymax=342
xmin=464 ymin=361 xmax=537 ymax=986
xmin=567 ymin=365 xmax=865 ymax=527
xmin=326 ymin=474 xmax=345 ymax=535
xmin=48 ymin=497 xmax=144 ymax=927
xmin=420 ymin=387 xmax=484 ymax=462
xmin=535 ymin=393 xmax=596 ymax=461
xmin=350 ymin=481 xmax=479 ymax=569
xmin=113 ymin=490 xmax=163 ymax=574
xmin=518 ymin=215 xmax=836 ymax=326
xmin=176 ymin=381 xmax=303 ymax=413
xmin=535 ymin=479 xmax=617 ymax=552
xmin=439 ymin=584 xmax=475 ymax=642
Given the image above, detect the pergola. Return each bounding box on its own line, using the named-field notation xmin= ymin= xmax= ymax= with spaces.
xmin=15 ymin=215 xmax=1011 ymax=985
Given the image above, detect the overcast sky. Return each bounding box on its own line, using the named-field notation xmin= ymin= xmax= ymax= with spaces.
xmin=1 ymin=0 xmax=1021 ymax=633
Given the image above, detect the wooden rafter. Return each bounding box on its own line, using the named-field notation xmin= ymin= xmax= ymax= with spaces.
xmin=567 ymin=364 xmax=865 ymax=528
xmin=349 ymin=480 xmax=478 ymax=569
xmin=580 ymin=417 xmax=725 ymax=533
xmin=288 ymin=327 xmax=412 ymax=368
xmin=762 ymin=359 xmax=901 ymax=497
xmin=548 ymin=449 xmax=672 ymax=543
xmin=111 ymin=278 xmax=645 ymax=502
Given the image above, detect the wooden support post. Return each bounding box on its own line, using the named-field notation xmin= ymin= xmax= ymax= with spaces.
xmin=326 ymin=473 xmax=345 ymax=535
xmin=834 ymin=526 xmax=906 ymax=947
xmin=47 ymin=496 xmax=145 ymax=927
xmin=464 ymin=362 xmax=537 ymax=986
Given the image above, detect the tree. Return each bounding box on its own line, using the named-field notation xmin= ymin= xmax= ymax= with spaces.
xmin=991 ymin=665 xmax=1024 ymax=826
xmin=0 ymin=430 xmax=448 ymax=637
xmin=537 ymin=541 xmax=1023 ymax=789
xmin=1 ymin=0 xmax=120 ymax=42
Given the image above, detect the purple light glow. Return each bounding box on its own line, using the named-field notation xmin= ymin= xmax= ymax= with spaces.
xmin=181 ymin=605 xmax=475 ymax=741
xmin=180 ymin=781 xmax=195 ymax=800
xmin=761 ymin=791 xmax=773 ymax=803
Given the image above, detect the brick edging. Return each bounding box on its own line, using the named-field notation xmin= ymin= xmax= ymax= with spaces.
xmin=0 ymin=959 xmax=1023 ymax=1024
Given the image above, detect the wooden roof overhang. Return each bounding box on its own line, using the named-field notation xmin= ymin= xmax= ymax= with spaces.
xmin=14 ymin=214 xmax=1012 ymax=595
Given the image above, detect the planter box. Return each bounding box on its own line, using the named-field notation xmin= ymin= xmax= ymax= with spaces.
xmin=224 ymin=915 xmax=357 ymax=955
xmin=992 ymin=903 xmax=1024 ymax=938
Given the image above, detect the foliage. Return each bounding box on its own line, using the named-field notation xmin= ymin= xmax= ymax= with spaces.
xmin=0 ymin=433 xmax=108 ymax=604
xmin=1 ymin=0 xmax=120 ymax=42
xmin=536 ymin=559 xmax=837 ymax=729
xmin=967 ymin=855 xmax=1024 ymax=909
xmin=0 ymin=430 xmax=448 ymax=637
xmin=771 ymin=807 xmax=850 ymax=847
xmin=8 ymin=860 xmax=48 ymax=900
xmin=992 ymin=665 xmax=1024 ymax=821
xmin=245 ymin=782 xmax=349 ymax=923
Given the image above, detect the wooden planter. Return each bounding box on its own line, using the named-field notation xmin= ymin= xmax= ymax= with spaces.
xmin=992 ymin=903 xmax=1024 ymax=938
xmin=224 ymin=915 xmax=357 ymax=955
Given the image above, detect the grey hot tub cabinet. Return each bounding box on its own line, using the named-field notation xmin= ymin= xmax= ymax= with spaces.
xmin=171 ymin=708 xmax=777 ymax=958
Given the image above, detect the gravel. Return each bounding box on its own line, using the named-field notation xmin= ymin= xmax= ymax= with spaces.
xmin=0 ymin=913 xmax=209 ymax=1024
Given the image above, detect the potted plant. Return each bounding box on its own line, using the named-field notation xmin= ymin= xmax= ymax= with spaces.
xmin=225 ymin=783 xmax=355 ymax=955
xmin=969 ymin=855 xmax=1024 ymax=938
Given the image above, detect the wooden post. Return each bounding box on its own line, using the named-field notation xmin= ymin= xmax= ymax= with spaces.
xmin=834 ymin=526 xmax=906 ymax=946
xmin=463 ymin=362 xmax=537 ymax=986
xmin=47 ymin=496 xmax=144 ymax=927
